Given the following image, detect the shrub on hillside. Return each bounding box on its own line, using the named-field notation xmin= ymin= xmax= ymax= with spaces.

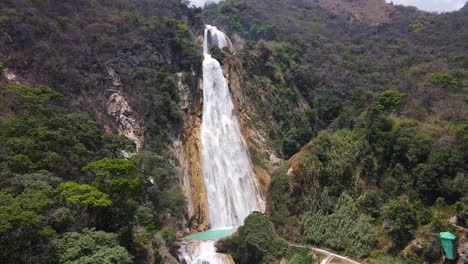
xmin=299 ymin=193 xmax=377 ymax=258
xmin=216 ymin=213 xmax=289 ymax=264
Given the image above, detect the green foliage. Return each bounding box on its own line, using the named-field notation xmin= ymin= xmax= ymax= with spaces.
xmin=300 ymin=130 xmax=366 ymax=196
xmin=1 ymin=0 xmax=467 ymax=262
xmin=377 ymin=90 xmax=407 ymax=112
xmin=217 ymin=213 xmax=289 ymax=264
xmin=0 ymin=84 xmax=133 ymax=177
xmin=4 ymin=84 xmax=62 ymax=115
xmin=455 ymin=196 xmax=468 ymax=227
xmin=49 ymin=207 xmax=74 ymax=233
xmin=0 ymin=172 xmax=60 ymax=262
xmin=435 ymin=197 xmax=446 ymax=218
xmin=365 ymin=91 xmax=406 ymax=155
xmin=392 ymin=121 xmax=433 ymax=168
xmin=135 ymin=206 xmax=155 ymax=232
xmin=133 ymin=69 xmax=182 ymax=150
xmin=358 ymin=190 xmax=382 ymax=217
xmin=166 ymin=17 xmax=202 ymax=67
xmin=286 ymin=247 xmax=317 ymax=264
xmin=300 ymin=193 xmax=377 ymax=258
xmin=268 ymin=129 xmax=368 ymax=238
xmin=382 ymin=200 xmax=418 ymax=247
xmin=51 ymin=228 xmax=132 ymax=264
xmin=282 ymin=126 xmax=313 ymax=158
xmin=82 ymin=158 xmax=137 ymax=178
xmin=267 ymin=168 xmax=293 ymax=228
xmin=159 ymin=186 xmax=187 ymax=218
xmin=132 ymin=152 xmax=187 ymax=220
xmin=267 ymin=85 xmax=465 ymax=257
xmin=249 ymin=21 xmax=278 ymax=41
xmin=159 ymin=226 xmax=176 ymax=249
xmin=58 ymin=182 xmax=112 ymax=207
xmin=429 ymin=73 xmax=459 ymax=89
xmin=421 ymin=237 xmax=442 ymax=263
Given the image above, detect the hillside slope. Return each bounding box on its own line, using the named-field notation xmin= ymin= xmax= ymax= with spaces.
xmin=201 ymin=0 xmax=468 ymax=262
xmin=0 ymin=0 xmax=467 ymax=263
xmin=0 ymin=1 xmax=202 ymax=263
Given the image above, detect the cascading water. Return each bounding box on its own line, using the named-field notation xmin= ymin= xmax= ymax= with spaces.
xmin=179 ymin=25 xmax=264 ymax=264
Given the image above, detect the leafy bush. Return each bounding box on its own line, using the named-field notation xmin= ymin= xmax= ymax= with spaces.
xmin=381 ymin=200 xmax=418 ymax=248
xmin=0 ymin=173 xmax=59 ymax=262
xmin=421 ymin=237 xmax=441 ymax=263
xmin=51 ymin=228 xmax=132 ymax=264
xmin=82 ymin=158 xmax=137 ymax=178
xmin=217 ymin=213 xmax=289 ymax=264
xmin=58 ymin=182 xmax=112 ymax=208
xmin=300 ymin=193 xmax=377 ymax=258
xmin=429 ymin=73 xmax=459 ymax=90
xmin=159 ymin=226 xmax=176 ymax=249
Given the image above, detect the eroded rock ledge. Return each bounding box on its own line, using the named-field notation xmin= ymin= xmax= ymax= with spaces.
xmin=106 ymin=90 xmax=144 ymax=152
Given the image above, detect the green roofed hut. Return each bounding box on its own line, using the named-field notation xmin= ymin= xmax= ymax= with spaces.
xmin=440 ymin=231 xmax=457 ymax=263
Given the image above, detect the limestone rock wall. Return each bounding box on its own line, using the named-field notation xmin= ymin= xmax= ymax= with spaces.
xmin=106 ymin=90 xmax=144 ymax=152
xmin=175 ymin=72 xmax=209 ymax=231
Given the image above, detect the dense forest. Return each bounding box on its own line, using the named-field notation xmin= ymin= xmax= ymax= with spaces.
xmin=0 ymin=0 xmax=467 ymax=263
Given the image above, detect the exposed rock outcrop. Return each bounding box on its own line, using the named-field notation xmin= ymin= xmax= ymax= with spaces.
xmin=106 ymin=90 xmax=144 ymax=152
xmin=175 ymin=72 xmax=209 ymax=231
xmin=106 ymin=66 xmax=122 ymax=87
xmin=3 ymin=69 xmax=20 ymax=84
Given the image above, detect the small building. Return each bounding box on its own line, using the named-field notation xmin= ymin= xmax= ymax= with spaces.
xmin=440 ymin=231 xmax=457 ymax=263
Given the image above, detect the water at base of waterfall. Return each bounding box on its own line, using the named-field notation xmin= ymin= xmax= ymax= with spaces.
xmin=185 ymin=228 xmax=236 ymax=241
xmin=179 ymin=25 xmax=264 ymax=264
xmin=179 ymin=228 xmax=236 ymax=263
xmin=179 ymin=240 xmax=233 ymax=264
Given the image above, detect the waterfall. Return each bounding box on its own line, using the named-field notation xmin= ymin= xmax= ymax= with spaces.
xmin=179 ymin=25 xmax=264 ymax=264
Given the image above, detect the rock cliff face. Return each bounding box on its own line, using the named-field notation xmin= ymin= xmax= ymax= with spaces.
xmin=174 ymin=71 xmax=209 ymax=231
xmin=3 ymin=69 xmax=20 ymax=84
xmin=106 ymin=90 xmax=145 ymax=152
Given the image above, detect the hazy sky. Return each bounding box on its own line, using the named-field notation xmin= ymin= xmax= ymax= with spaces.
xmin=386 ymin=0 xmax=466 ymax=12
xmin=189 ymin=0 xmax=466 ymax=12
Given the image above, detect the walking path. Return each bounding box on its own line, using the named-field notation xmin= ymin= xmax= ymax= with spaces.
xmin=289 ymin=243 xmax=361 ymax=264
xmin=449 ymin=216 xmax=468 ymax=233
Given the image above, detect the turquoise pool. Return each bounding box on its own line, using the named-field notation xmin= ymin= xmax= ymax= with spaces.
xmin=185 ymin=228 xmax=237 ymax=241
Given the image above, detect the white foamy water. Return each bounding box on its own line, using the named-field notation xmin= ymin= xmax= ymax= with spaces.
xmin=201 ymin=25 xmax=264 ymax=229
xmin=179 ymin=241 xmax=232 ymax=264
xmin=180 ymin=25 xmax=265 ymax=264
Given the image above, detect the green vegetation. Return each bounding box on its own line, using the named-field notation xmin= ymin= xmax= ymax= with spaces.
xmin=300 ymin=193 xmax=377 ymax=258
xmin=217 ymin=213 xmax=317 ymax=264
xmin=267 ymin=89 xmax=467 ymax=261
xmin=0 ymin=82 xmax=186 ymax=263
xmin=50 ymin=228 xmax=132 ymax=264
xmin=59 ymin=182 xmax=112 ymax=207
xmin=381 ymin=200 xmax=418 ymax=247
xmin=0 ymin=173 xmax=59 ymax=261
xmin=0 ymin=0 xmax=467 ymax=263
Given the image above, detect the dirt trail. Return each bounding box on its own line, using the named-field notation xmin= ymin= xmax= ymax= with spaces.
xmin=289 ymin=243 xmax=361 ymax=264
